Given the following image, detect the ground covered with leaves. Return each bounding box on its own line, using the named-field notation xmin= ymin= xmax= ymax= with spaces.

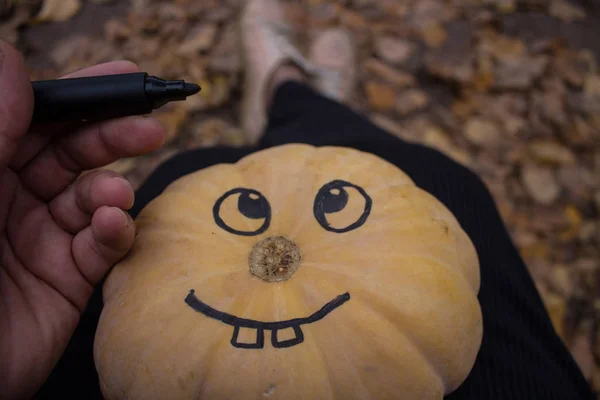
xmin=2 ymin=0 xmax=600 ymax=394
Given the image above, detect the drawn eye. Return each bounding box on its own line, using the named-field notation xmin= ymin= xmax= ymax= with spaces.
xmin=313 ymin=180 xmax=372 ymax=233
xmin=213 ymin=188 xmax=271 ymax=236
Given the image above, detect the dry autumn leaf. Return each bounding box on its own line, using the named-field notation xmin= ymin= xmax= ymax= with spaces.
xmin=420 ymin=23 xmax=447 ymax=48
xmin=34 ymin=0 xmax=81 ymax=23
xmin=549 ymin=0 xmax=586 ymax=23
xmin=364 ymin=81 xmax=396 ymax=111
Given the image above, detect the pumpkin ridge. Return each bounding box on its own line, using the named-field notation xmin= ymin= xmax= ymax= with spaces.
xmin=298 ymin=265 xmax=480 ymax=389
xmin=137 ymin=227 xmax=248 ymax=253
xmin=194 ymin=282 xmax=265 ymax=396
xmin=112 ymin=304 xmax=190 ymax=397
xmin=349 ymin=292 xmax=446 ymax=396
xmin=195 ymin=327 xmax=234 ymax=398
xmin=139 ymin=213 xmax=249 ymax=250
xmin=277 ymin=153 xmax=318 ymax=238
xmin=296 ymin=278 xmax=444 ymax=398
xmin=303 ymin=253 xmax=476 ymax=294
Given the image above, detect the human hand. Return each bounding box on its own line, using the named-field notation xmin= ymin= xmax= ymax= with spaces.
xmin=0 ymin=40 xmax=166 ymax=398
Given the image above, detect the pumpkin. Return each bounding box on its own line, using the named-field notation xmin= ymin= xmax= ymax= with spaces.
xmin=94 ymin=144 xmax=482 ymax=400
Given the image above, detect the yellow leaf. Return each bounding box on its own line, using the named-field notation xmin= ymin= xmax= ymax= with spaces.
xmin=420 ymin=23 xmax=447 ymax=48
xmin=474 ymin=55 xmax=494 ymax=91
xmin=364 ymin=81 xmax=396 ymax=111
xmin=34 ymin=0 xmax=81 ymax=23
xmin=559 ymin=205 xmax=583 ymax=241
xmin=451 ymin=96 xmax=477 ymax=119
xmin=540 ymin=290 xmax=566 ymax=339
xmin=549 ymin=0 xmax=586 ymax=23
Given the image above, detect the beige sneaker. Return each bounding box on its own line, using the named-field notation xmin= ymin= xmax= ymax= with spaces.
xmin=309 ymin=28 xmax=356 ymax=102
xmin=240 ymin=0 xmax=316 ymax=145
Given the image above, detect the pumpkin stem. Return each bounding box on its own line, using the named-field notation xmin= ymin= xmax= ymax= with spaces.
xmin=249 ymin=236 xmax=302 ymax=282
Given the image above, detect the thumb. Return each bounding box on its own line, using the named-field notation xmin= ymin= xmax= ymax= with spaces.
xmin=0 ymin=39 xmax=33 ymax=168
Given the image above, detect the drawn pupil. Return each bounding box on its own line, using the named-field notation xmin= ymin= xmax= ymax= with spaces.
xmin=313 ymin=180 xmax=372 ymax=234
xmin=322 ymin=188 xmax=349 ymax=214
xmin=213 ymin=188 xmax=271 ymax=236
xmin=238 ymin=192 xmax=269 ymax=219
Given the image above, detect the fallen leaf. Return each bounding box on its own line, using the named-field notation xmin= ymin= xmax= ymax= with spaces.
xmin=557 ymin=165 xmax=596 ymax=199
xmin=340 ymin=9 xmax=366 ymax=29
xmin=529 ymin=140 xmax=575 ymax=165
xmin=540 ymin=290 xmax=566 ymax=338
xmin=411 ymin=0 xmax=449 ymax=27
xmin=493 ymin=0 xmax=516 ymax=13
xmin=396 ymin=89 xmax=429 ymax=116
xmin=309 ymin=2 xmax=341 ymax=27
xmin=50 ymin=36 xmax=119 ymax=72
xmin=559 ymin=205 xmax=583 ymax=241
xmin=464 ymin=118 xmax=502 ymax=147
xmin=494 ymin=55 xmax=549 ymax=90
xmin=188 ymin=118 xmax=227 ymax=148
xmin=578 ymin=221 xmax=596 ymax=242
xmin=34 ymin=0 xmax=81 ymax=23
xmin=420 ymin=23 xmax=447 ymax=48
xmin=474 ymin=55 xmax=494 ymax=91
xmin=188 ymin=118 xmax=246 ymax=148
xmin=554 ymin=49 xmax=596 ymax=87
xmin=364 ymin=81 xmax=396 ymax=111
xmin=583 ymin=74 xmax=600 ymax=98
xmin=451 ymin=96 xmax=477 ymax=120
xmin=521 ymin=164 xmax=561 ymax=205
xmin=104 ymin=19 xmax=131 ymax=42
xmin=209 ymin=75 xmax=230 ymax=107
xmin=423 ymin=126 xmax=472 ymax=167
xmin=425 ymin=53 xmax=474 ymax=84
xmin=374 ymin=36 xmax=415 ymax=65
xmin=177 ymin=24 xmax=218 ymax=56
xmin=520 ymin=240 xmax=551 ymax=261
xmin=363 ymin=59 xmax=415 ymax=87
xmin=549 ymin=1 xmax=586 ymax=23
xmin=208 ymin=23 xmax=241 ymax=73
xmin=480 ymin=33 xmax=525 ymax=59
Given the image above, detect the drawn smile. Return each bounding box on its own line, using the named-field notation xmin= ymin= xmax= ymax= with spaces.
xmin=185 ymin=290 xmax=350 ymax=349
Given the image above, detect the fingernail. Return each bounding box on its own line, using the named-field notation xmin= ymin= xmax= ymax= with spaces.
xmin=111 ymin=176 xmax=134 ymax=206
xmin=119 ymin=209 xmax=130 ymax=228
xmin=112 ymin=176 xmax=133 ymax=190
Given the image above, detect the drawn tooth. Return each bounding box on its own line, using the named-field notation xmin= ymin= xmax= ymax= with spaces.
xmin=231 ymin=326 xmax=265 ymax=349
xmin=271 ymin=325 xmax=304 ymax=348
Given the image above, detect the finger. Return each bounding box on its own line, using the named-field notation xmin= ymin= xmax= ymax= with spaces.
xmin=60 ymin=60 xmax=139 ymax=79
xmin=71 ymin=206 xmax=135 ymax=285
xmin=18 ymin=116 xmax=165 ymax=200
xmin=10 ymin=61 xmax=140 ymax=171
xmin=49 ymin=170 xmax=134 ymax=233
xmin=0 ymin=39 xmax=34 ymax=168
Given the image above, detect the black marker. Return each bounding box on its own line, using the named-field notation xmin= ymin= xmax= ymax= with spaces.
xmin=31 ymin=72 xmax=201 ymax=124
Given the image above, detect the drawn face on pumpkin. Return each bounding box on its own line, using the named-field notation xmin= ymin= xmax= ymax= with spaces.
xmin=96 ymin=145 xmax=482 ymax=399
xmin=184 ymin=179 xmax=372 ymax=349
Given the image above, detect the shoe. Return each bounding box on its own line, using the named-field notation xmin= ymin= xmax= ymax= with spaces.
xmin=240 ymin=0 xmax=316 ymax=145
xmin=309 ymin=28 xmax=356 ymax=102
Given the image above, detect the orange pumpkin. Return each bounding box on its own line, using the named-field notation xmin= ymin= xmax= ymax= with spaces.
xmin=94 ymin=144 xmax=482 ymax=399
